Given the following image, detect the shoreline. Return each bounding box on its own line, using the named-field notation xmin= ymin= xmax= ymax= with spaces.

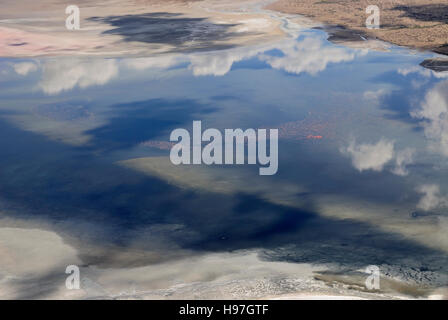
xmin=0 ymin=0 xmax=285 ymax=58
xmin=265 ymin=0 xmax=448 ymax=57
xmin=0 ymin=224 xmax=434 ymax=300
xmin=1 ymin=0 xmax=447 ymax=62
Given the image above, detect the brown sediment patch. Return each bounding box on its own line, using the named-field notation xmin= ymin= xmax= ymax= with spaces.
xmin=0 ymin=0 xmax=284 ymax=57
xmin=277 ymin=117 xmax=336 ymax=141
xmin=266 ymin=0 xmax=448 ymax=55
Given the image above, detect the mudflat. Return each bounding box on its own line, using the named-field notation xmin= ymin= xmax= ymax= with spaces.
xmin=0 ymin=0 xmax=284 ymax=57
xmin=267 ymin=0 xmax=448 ymax=55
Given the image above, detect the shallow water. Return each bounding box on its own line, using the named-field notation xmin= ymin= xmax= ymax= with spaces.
xmin=1 ymin=12 xmax=448 ymax=297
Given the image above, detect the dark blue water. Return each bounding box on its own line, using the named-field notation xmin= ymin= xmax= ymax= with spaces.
xmin=1 ymin=28 xmax=447 ymax=286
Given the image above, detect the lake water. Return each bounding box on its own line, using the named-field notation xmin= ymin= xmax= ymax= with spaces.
xmin=1 ymin=13 xmax=448 ymax=298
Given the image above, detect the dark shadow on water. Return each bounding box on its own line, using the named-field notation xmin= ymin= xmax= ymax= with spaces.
xmin=379 ymin=91 xmax=423 ymax=124
xmin=369 ymin=70 xmax=435 ymax=126
xmin=83 ymin=98 xmax=219 ymax=152
xmin=0 ymin=98 xmax=447 ymax=297
xmin=89 ymin=12 xmax=249 ymax=52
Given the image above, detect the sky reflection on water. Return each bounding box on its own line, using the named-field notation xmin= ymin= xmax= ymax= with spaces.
xmin=1 ymin=28 xmax=448 ymax=287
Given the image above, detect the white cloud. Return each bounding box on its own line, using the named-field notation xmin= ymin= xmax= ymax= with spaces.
xmin=398 ymin=66 xmax=448 ymax=79
xmin=398 ymin=66 xmax=431 ymax=77
xmin=259 ymin=37 xmax=361 ymax=76
xmin=363 ymin=88 xmax=391 ymax=105
xmin=189 ymin=51 xmax=245 ymax=76
xmin=188 ymin=44 xmax=272 ymax=76
xmin=122 ymin=55 xmax=184 ymax=70
xmin=32 ymin=37 xmax=364 ymax=94
xmin=343 ymin=138 xmax=395 ymax=172
xmin=38 ymin=59 xmax=118 ymax=95
xmin=30 ymin=37 xmax=363 ymax=94
xmin=416 ymin=184 xmax=448 ymax=211
xmin=13 ymin=62 xmax=38 ymax=76
xmin=392 ymin=148 xmax=415 ymax=176
xmin=188 ymin=37 xmax=364 ymax=77
xmin=342 ymin=138 xmax=415 ymax=175
xmin=411 ymin=80 xmax=448 ymax=156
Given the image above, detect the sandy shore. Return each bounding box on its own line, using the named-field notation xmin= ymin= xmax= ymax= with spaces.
xmin=0 ymin=224 xmax=419 ymax=300
xmin=2 ymin=0 xmax=447 ymax=57
xmin=0 ymin=0 xmax=284 ymax=57
xmin=267 ymin=0 xmax=448 ymax=55
xmin=1 ymin=208 xmax=445 ymax=300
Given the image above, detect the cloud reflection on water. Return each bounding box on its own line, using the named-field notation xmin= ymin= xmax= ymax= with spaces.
xmin=22 ymin=33 xmax=364 ymax=95
xmin=341 ymin=138 xmax=415 ymax=176
xmin=412 ymin=79 xmax=448 ymax=157
xmin=38 ymin=59 xmax=119 ymax=95
xmin=2 ymin=28 xmax=448 ymax=297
